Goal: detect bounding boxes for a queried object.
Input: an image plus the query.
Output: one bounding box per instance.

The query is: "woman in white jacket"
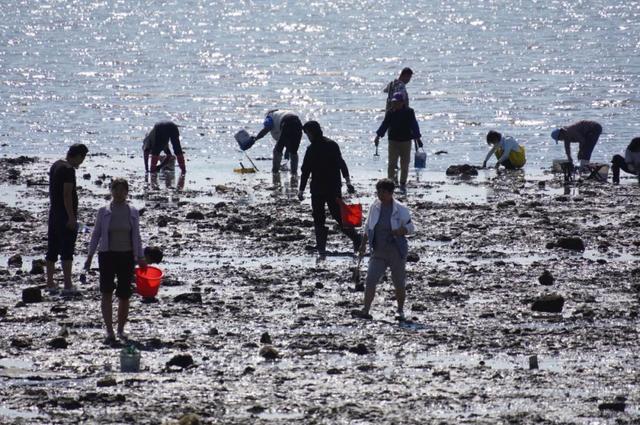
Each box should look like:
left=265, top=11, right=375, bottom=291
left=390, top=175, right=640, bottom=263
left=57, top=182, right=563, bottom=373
left=354, top=178, right=415, bottom=321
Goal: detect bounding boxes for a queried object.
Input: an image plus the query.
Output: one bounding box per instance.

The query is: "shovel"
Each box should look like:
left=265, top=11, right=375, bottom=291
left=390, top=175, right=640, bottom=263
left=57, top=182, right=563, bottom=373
left=352, top=254, right=364, bottom=291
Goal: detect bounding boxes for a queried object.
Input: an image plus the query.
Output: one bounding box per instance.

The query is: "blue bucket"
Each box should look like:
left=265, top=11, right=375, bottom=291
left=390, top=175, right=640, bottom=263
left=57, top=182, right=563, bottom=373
left=414, top=150, right=427, bottom=169
left=235, top=129, right=254, bottom=151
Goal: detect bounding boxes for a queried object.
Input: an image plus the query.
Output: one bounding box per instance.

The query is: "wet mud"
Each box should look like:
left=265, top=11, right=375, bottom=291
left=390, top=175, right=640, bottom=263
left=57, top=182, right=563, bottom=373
left=0, top=157, right=639, bottom=424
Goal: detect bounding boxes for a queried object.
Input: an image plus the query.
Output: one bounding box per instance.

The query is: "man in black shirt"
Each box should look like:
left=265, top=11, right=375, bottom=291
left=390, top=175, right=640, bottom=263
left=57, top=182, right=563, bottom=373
left=46, top=143, right=88, bottom=294
left=297, top=121, right=360, bottom=259
left=144, top=121, right=186, bottom=174
left=374, top=93, right=422, bottom=193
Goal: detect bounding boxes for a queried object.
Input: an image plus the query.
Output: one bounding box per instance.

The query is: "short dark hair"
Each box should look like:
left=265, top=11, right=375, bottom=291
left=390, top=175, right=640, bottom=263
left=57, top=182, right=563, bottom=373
left=486, top=130, right=501, bottom=144
left=67, top=143, right=88, bottom=158
left=302, top=121, right=323, bottom=138
left=110, top=177, right=129, bottom=192
left=629, top=137, right=640, bottom=152
left=400, top=67, right=413, bottom=76
left=376, top=178, right=395, bottom=193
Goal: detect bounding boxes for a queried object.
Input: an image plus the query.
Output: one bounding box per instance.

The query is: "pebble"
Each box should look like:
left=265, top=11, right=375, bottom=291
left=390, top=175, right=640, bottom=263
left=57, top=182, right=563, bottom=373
left=22, top=287, right=42, bottom=304
left=531, top=294, right=565, bottom=313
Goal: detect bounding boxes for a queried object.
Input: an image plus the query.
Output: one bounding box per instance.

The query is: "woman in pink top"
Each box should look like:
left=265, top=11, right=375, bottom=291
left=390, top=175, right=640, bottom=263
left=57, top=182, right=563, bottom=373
left=85, top=178, right=146, bottom=344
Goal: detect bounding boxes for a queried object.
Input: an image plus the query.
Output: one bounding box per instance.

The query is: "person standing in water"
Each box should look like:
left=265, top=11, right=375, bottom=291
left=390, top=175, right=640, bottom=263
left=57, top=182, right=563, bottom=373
left=374, top=93, right=422, bottom=194
left=383, top=67, right=413, bottom=111
left=85, top=178, right=146, bottom=344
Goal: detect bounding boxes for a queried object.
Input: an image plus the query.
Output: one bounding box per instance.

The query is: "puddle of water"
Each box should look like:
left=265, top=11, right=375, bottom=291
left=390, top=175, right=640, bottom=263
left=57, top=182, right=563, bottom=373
left=0, top=406, right=41, bottom=419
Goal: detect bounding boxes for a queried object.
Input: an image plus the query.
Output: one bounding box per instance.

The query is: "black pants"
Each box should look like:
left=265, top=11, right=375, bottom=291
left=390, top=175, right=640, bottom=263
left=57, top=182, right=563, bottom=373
left=312, top=193, right=342, bottom=229
left=151, top=122, right=183, bottom=156
left=577, top=124, right=602, bottom=161
left=45, top=213, right=78, bottom=262
left=98, top=251, right=135, bottom=299
left=274, top=116, right=302, bottom=156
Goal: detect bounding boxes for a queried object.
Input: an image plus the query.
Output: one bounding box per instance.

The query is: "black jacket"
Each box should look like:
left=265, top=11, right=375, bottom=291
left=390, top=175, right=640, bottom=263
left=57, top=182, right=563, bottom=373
left=376, top=107, right=421, bottom=142
left=299, top=137, right=349, bottom=197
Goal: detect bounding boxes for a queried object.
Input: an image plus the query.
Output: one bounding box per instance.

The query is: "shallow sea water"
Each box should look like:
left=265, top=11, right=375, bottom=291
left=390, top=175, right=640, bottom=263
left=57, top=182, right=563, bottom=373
left=1, top=0, right=639, bottom=175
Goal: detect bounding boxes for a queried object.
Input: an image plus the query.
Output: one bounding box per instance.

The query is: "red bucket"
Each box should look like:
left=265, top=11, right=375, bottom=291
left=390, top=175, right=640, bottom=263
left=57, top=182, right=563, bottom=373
left=135, top=266, right=163, bottom=297
left=337, top=198, right=363, bottom=228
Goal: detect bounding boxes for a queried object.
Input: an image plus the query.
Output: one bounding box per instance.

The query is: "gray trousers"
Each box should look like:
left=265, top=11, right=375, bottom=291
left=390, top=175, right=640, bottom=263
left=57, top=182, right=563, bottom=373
left=365, top=247, right=406, bottom=290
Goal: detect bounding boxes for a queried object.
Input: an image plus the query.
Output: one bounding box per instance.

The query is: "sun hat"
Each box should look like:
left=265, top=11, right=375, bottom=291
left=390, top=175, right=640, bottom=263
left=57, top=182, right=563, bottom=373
left=551, top=128, right=562, bottom=143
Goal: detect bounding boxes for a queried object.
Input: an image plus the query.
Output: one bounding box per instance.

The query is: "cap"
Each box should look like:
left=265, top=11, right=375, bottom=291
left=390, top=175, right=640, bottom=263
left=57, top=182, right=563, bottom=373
left=391, top=92, right=404, bottom=102
left=551, top=128, right=562, bottom=143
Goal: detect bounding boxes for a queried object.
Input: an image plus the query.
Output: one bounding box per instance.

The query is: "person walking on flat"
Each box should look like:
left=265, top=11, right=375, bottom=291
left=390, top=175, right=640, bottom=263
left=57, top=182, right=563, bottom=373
left=297, top=121, right=359, bottom=260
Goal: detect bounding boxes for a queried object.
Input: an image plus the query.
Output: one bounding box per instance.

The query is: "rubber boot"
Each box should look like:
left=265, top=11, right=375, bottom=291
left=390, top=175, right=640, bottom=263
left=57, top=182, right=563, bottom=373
left=611, top=165, right=620, bottom=184
left=176, top=154, right=186, bottom=174
left=315, top=226, right=328, bottom=256
left=289, top=152, right=299, bottom=176
left=342, top=227, right=362, bottom=253
left=150, top=155, right=161, bottom=173
left=272, top=150, right=283, bottom=173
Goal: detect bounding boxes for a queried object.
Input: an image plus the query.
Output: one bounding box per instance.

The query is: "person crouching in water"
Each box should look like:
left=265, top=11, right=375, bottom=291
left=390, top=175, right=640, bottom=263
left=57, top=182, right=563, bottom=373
left=353, top=178, right=415, bottom=321
left=611, top=137, right=640, bottom=184
left=85, top=178, right=146, bottom=344
left=297, top=121, right=360, bottom=260
left=482, top=130, right=526, bottom=170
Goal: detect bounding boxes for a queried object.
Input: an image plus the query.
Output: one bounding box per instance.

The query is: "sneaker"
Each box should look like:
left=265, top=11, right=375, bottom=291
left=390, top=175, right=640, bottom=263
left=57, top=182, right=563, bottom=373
left=351, top=309, right=372, bottom=320
left=396, top=310, right=406, bottom=322
left=398, top=184, right=407, bottom=194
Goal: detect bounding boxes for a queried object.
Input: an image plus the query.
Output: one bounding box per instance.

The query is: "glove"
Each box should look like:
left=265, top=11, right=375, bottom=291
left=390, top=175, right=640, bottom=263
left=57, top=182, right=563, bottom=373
left=297, top=191, right=304, bottom=201
left=347, top=183, right=355, bottom=194
left=417, top=140, right=423, bottom=148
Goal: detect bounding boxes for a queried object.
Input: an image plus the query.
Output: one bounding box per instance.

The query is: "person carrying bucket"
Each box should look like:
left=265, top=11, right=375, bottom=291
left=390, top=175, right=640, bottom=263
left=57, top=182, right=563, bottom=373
left=482, top=130, right=526, bottom=170
left=297, top=121, right=360, bottom=260
left=85, top=178, right=146, bottom=344
left=143, top=121, right=186, bottom=174
left=352, top=178, right=415, bottom=321
left=374, top=92, right=422, bottom=194
left=244, top=109, right=303, bottom=175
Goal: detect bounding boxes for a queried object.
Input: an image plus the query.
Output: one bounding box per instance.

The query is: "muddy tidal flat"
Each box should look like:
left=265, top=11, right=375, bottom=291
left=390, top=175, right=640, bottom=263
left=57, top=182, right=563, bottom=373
left=0, top=156, right=639, bottom=424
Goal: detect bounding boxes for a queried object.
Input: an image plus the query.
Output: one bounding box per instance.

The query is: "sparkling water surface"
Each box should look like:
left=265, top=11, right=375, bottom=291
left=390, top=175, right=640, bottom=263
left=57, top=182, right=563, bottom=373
left=1, top=0, right=639, bottom=175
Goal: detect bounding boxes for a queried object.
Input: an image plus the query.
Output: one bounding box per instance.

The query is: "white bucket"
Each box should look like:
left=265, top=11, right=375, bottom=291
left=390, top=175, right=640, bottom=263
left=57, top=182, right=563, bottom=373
left=120, top=351, right=141, bottom=373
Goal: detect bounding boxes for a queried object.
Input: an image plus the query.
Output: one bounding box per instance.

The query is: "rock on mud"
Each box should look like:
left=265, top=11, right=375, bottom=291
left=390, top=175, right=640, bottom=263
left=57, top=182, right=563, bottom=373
left=446, top=164, right=478, bottom=177
left=349, top=343, right=370, bottom=355
left=549, top=237, right=585, bottom=252
left=22, top=287, right=42, bottom=303
left=178, top=414, right=202, bottom=425
left=538, top=270, right=555, bottom=286
left=8, top=254, right=22, bottom=268
left=48, top=337, right=69, bottom=349
left=260, top=332, right=272, bottom=344
left=186, top=211, right=205, bottom=220
left=174, top=293, right=202, bottom=304
left=166, top=354, right=194, bottom=369
left=30, top=259, right=46, bottom=274
left=97, top=376, right=117, bottom=387
left=259, top=345, right=280, bottom=360
left=531, top=294, right=565, bottom=313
